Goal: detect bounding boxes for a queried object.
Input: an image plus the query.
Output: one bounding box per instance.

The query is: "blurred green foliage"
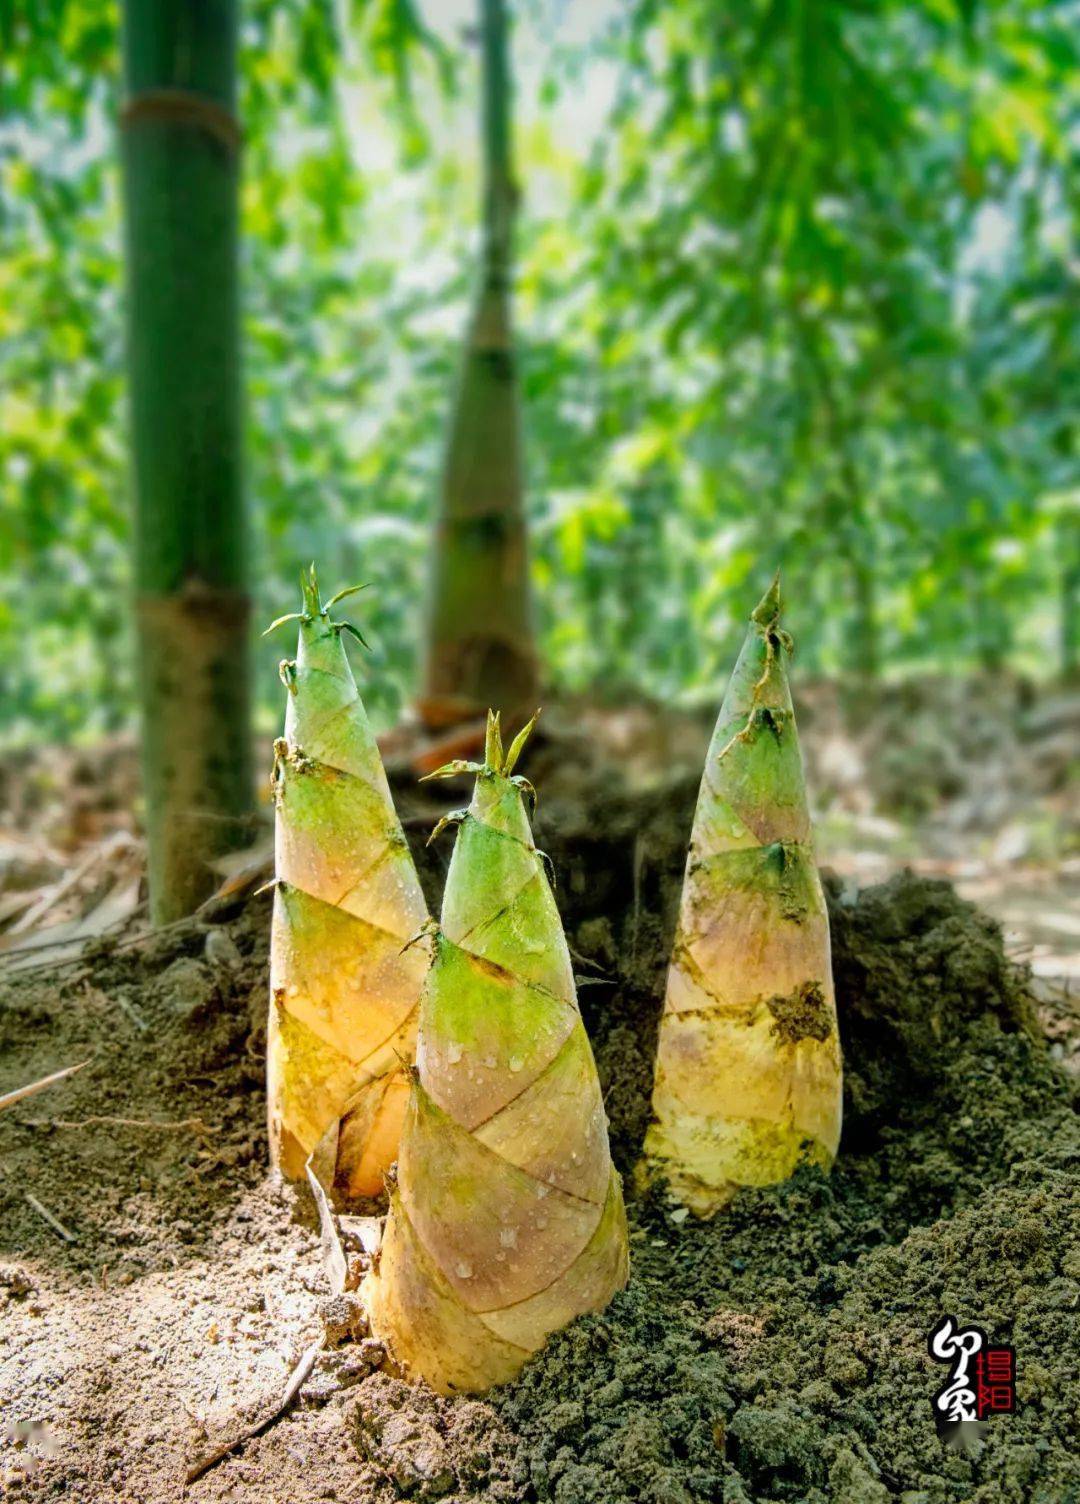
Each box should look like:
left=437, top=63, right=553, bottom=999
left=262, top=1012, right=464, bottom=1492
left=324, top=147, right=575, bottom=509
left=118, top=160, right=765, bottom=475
left=1, top=0, right=1077, bottom=745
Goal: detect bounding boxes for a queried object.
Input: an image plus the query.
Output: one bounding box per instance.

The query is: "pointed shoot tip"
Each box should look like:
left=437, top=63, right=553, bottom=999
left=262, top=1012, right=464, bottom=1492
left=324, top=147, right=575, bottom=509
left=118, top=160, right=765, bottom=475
left=299, top=563, right=323, bottom=618
left=751, top=570, right=782, bottom=627
left=503, top=707, right=541, bottom=776
left=484, top=709, right=504, bottom=773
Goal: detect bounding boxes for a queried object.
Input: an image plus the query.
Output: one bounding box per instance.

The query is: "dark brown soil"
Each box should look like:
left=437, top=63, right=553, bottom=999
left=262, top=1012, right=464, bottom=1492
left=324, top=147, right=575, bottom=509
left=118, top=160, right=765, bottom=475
left=1, top=746, right=1077, bottom=1503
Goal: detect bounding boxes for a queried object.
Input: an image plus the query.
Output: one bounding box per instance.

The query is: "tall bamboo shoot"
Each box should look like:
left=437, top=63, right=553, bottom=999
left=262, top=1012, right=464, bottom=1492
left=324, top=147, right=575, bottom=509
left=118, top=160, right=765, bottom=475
left=639, top=577, right=842, bottom=1216
left=266, top=568, right=429, bottom=1196
left=365, top=713, right=628, bottom=1394
left=420, top=0, right=537, bottom=725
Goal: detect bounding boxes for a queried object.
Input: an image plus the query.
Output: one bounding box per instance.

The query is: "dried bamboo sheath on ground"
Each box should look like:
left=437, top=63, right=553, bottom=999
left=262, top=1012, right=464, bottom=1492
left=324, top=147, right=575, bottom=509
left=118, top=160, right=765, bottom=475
left=266, top=568, right=429, bottom=1195
left=640, top=577, right=843, bottom=1216
left=365, top=713, right=629, bottom=1394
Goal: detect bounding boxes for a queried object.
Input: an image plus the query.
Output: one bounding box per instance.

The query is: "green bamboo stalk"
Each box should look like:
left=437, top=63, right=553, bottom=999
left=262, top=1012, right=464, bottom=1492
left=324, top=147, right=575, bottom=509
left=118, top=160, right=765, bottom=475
left=120, top=0, right=253, bottom=922
left=420, top=0, right=538, bottom=727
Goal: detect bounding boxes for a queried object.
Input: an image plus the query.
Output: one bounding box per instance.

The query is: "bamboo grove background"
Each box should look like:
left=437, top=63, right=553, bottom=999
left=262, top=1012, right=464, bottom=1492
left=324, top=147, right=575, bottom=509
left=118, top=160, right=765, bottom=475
left=2, top=0, right=1078, bottom=747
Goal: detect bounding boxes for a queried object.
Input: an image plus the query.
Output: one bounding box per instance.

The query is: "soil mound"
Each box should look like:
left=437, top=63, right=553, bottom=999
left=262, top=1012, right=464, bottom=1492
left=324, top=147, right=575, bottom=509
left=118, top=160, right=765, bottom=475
left=1, top=762, right=1076, bottom=1503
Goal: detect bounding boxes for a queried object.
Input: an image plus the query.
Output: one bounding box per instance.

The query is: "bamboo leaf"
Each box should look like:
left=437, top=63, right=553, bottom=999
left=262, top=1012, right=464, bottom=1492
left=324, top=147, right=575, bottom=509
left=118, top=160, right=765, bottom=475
left=326, top=583, right=371, bottom=609
left=503, top=709, right=541, bottom=776
left=263, top=613, right=304, bottom=637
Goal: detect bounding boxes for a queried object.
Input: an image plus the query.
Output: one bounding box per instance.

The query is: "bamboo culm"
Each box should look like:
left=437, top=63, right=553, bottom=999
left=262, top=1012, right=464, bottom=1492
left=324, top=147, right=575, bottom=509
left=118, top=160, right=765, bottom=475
left=121, top=0, right=253, bottom=921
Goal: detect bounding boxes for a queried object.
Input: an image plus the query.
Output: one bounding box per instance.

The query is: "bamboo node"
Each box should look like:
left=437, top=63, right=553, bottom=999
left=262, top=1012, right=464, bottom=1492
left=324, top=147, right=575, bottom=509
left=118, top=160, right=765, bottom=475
left=121, top=89, right=242, bottom=155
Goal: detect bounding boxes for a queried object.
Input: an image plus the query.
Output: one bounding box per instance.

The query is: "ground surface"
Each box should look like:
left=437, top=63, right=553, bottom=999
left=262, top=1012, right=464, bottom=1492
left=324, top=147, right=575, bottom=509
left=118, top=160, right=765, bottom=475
left=1, top=700, right=1078, bottom=1503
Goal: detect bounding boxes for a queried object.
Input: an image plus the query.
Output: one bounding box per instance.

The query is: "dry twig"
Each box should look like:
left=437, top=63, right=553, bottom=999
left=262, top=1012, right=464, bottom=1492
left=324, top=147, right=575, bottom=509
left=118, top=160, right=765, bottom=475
left=24, top=1192, right=77, bottom=1243
left=184, top=1338, right=324, bottom=1486
left=24, top=1113, right=214, bottom=1136
left=0, top=1059, right=91, bottom=1114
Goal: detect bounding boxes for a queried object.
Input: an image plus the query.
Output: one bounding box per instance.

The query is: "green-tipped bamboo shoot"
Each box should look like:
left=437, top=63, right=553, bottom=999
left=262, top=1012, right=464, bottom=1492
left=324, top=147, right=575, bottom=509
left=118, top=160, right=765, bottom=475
left=639, top=576, right=842, bottom=1217
left=365, top=712, right=628, bottom=1394
left=266, top=567, right=430, bottom=1196
left=419, top=0, right=537, bottom=726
